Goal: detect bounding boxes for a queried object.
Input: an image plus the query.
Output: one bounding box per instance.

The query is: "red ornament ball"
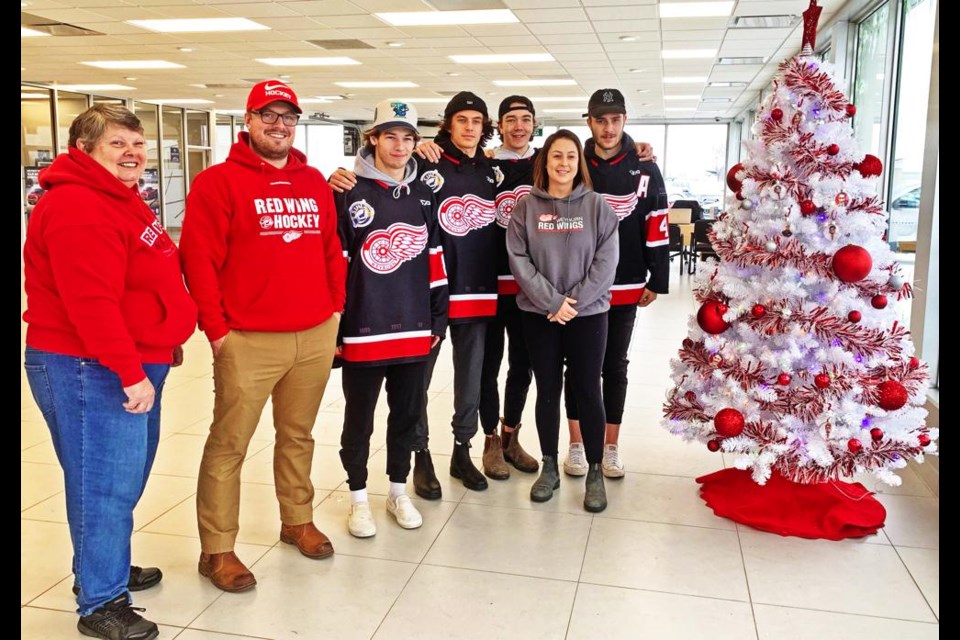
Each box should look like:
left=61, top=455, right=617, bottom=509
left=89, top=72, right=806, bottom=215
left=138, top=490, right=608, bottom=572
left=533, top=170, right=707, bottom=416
left=707, top=439, right=721, bottom=452
left=846, top=104, right=857, bottom=117
left=870, top=427, right=884, bottom=442
left=877, top=380, right=908, bottom=410
left=682, top=338, right=694, bottom=349
left=827, top=143, right=840, bottom=156
left=697, top=300, right=731, bottom=335
left=855, top=154, right=883, bottom=177
left=814, top=373, right=831, bottom=389
left=714, top=408, right=745, bottom=438
left=726, top=163, right=745, bottom=192
left=847, top=438, right=863, bottom=453
left=684, top=390, right=697, bottom=402
left=777, top=373, right=792, bottom=386
left=771, top=108, right=784, bottom=121
left=832, top=245, right=873, bottom=283
left=918, top=434, right=931, bottom=447
left=751, top=304, right=766, bottom=318
left=800, top=200, right=816, bottom=215
left=909, top=356, right=920, bottom=370
left=871, top=294, right=888, bottom=309
left=848, top=310, right=862, bottom=323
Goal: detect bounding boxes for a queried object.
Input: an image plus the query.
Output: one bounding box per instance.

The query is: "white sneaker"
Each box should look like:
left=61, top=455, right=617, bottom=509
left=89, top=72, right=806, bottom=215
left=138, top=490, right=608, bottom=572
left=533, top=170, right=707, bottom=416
left=601, top=444, right=625, bottom=478
left=563, top=443, right=588, bottom=477
left=348, top=502, right=377, bottom=538
left=386, top=494, right=423, bottom=530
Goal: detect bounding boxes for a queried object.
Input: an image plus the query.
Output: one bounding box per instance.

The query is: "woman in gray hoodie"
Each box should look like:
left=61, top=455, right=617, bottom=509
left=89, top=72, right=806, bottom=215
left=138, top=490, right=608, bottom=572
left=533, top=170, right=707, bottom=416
left=506, top=129, right=619, bottom=512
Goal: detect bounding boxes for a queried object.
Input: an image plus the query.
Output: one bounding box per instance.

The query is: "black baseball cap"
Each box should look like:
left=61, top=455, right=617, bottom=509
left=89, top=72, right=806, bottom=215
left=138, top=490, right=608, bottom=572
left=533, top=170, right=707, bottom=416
left=498, top=95, right=535, bottom=119
left=583, top=88, right=627, bottom=118
left=444, top=91, right=488, bottom=119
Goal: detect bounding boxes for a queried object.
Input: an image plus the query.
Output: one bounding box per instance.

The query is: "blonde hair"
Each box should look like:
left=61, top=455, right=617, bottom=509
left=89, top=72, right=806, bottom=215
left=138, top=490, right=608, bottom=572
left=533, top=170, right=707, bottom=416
left=69, top=104, right=143, bottom=152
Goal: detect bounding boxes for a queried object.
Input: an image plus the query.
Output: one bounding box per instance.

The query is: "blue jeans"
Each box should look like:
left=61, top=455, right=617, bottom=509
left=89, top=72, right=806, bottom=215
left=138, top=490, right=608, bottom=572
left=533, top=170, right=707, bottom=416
left=23, top=347, right=169, bottom=615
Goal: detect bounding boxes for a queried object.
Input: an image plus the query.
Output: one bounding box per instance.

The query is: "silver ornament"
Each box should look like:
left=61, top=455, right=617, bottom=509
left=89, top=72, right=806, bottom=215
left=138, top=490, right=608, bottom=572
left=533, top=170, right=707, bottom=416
left=889, top=274, right=905, bottom=288
left=742, top=199, right=755, bottom=210
left=765, top=241, right=778, bottom=252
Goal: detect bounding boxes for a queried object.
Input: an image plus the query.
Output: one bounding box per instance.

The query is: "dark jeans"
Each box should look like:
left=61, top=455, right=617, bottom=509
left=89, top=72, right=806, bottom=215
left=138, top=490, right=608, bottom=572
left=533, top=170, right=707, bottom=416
left=479, top=297, right=532, bottom=433
left=23, top=347, right=170, bottom=615
left=565, top=305, right=637, bottom=425
left=415, top=321, right=487, bottom=447
left=340, top=362, right=426, bottom=490
left=523, top=312, right=608, bottom=464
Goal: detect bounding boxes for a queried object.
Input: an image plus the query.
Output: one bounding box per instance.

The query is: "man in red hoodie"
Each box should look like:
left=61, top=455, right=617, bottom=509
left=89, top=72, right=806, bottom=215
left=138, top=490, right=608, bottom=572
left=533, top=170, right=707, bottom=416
left=180, top=80, right=347, bottom=592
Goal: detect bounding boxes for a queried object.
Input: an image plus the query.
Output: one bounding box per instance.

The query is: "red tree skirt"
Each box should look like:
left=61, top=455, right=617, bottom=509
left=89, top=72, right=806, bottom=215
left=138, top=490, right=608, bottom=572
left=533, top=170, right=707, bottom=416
left=696, top=468, right=886, bottom=540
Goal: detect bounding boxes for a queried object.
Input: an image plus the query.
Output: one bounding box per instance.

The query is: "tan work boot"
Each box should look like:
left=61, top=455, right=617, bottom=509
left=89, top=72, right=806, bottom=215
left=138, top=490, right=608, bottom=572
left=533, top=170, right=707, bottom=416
left=198, top=551, right=257, bottom=592
left=501, top=421, right=539, bottom=473
left=482, top=434, right=511, bottom=480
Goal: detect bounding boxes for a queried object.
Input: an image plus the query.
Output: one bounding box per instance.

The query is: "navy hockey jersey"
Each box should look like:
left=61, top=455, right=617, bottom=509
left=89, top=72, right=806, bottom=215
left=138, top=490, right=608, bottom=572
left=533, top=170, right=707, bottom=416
left=336, top=177, right=448, bottom=366
left=585, top=132, right=669, bottom=305
left=491, top=152, right=536, bottom=296
left=418, top=133, right=498, bottom=323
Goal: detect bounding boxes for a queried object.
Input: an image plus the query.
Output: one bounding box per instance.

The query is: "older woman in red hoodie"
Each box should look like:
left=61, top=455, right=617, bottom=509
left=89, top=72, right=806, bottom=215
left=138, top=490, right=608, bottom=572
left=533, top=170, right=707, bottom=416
left=22, top=104, right=197, bottom=640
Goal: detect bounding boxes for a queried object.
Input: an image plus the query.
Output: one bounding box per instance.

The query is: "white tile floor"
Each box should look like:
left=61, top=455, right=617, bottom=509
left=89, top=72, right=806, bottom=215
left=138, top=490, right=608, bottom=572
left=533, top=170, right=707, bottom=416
left=21, top=268, right=939, bottom=639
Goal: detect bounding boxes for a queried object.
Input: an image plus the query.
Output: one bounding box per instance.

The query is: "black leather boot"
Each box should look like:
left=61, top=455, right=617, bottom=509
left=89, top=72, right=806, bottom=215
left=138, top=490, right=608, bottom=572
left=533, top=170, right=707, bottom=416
left=413, top=450, right=442, bottom=500
left=449, top=440, right=488, bottom=491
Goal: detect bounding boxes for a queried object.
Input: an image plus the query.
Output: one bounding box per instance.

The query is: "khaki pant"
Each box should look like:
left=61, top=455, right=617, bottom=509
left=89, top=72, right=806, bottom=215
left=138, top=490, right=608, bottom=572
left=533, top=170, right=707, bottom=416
left=196, top=318, right=338, bottom=553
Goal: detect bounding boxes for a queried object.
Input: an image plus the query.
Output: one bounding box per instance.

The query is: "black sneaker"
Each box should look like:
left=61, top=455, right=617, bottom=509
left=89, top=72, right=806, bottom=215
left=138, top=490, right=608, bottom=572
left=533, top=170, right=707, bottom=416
left=74, top=566, right=163, bottom=596
left=77, top=594, right=159, bottom=640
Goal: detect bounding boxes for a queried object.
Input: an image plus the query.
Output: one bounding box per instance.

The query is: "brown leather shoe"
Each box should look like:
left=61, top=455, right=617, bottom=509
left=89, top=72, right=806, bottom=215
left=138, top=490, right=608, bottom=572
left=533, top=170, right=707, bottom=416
left=482, top=434, right=511, bottom=480
left=280, top=522, right=334, bottom=559
left=502, top=422, right=539, bottom=473
left=198, top=551, right=257, bottom=592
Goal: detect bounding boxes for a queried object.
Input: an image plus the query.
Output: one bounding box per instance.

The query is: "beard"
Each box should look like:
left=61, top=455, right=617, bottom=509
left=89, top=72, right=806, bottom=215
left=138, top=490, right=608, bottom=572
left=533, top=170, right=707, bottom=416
left=248, top=130, right=291, bottom=161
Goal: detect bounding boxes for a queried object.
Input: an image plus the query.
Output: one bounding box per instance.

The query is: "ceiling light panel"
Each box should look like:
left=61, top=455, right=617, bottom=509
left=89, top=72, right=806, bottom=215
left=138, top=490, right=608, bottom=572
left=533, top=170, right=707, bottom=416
left=375, top=10, right=518, bottom=27
left=450, top=53, right=554, bottom=63
left=255, top=57, right=361, bottom=66
left=659, top=2, right=734, bottom=18
left=127, top=18, right=269, bottom=33
left=81, top=60, right=185, bottom=69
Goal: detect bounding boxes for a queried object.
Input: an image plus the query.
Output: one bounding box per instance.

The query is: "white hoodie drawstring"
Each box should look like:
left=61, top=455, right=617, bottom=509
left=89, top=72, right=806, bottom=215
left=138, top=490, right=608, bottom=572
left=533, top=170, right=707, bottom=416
left=392, top=183, right=410, bottom=200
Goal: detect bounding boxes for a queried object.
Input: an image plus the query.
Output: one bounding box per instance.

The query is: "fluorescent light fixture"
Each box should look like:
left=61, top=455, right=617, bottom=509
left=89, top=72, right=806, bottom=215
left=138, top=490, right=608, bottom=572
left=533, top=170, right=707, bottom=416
left=663, top=76, right=707, bottom=84
left=82, top=60, right=185, bottom=70
left=300, top=98, right=335, bottom=104
left=395, top=97, right=449, bottom=103
left=335, top=81, right=418, bottom=88
left=386, top=41, right=404, bottom=47
left=629, top=68, right=645, bottom=73
left=146, top=99, right=215, bottom=104
left=59, top=84, right=137, bottom=92
left=256, top=57, right=360, bottom=66
left=664, top=107, right=697, bottom=111
left=662, top=49, right=717, bottom=59
left=314, top=95, right=344, bottom=100
left=217, top=109, right=246, bottom=115
left=127, top=18, right=269, bottom=33
left=450, top=53, right=554, bottom=64
left=493, top=79, right=577, bottom=87
left=659, top=2, right=734, bottom=18
left=708, top=81, right=747, bottom=87
left=664, top=95, right=701, bottom=100
left=528, top=96, right=588, bottom=102
left=543, top=108, right=586, bottom=113
left=22, top=92, right=49, bottom=99
left=21, top=26, right=49, bottom=37
left=375, top=10, right=518, bottom=27
left=718, top=56, right=766, bottom=65
left=701, top=97, right=732, bottom=103
left=733, top=15, right=799, bottom=28
left=178, top=47, right=194, bottom=53
left=619, top=35, right=638, bottom=42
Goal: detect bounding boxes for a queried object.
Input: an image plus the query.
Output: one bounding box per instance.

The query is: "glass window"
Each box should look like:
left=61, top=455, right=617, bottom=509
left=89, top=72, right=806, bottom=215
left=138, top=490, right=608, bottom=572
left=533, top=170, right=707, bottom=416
left=186, top=110, right=212, bottom=188
left=663, top=124, right=727, bottom=218
left=161, top=106, right=186, bottom=233
left=56, top=91, right=89, bottom=155
left=852, top=2, right=890, bottom=157
left=134, top=102, right=161, bottom=220
left=303, top=124, right=349, bottom=177
left=215, top=114, right=235, bottom=164
left=22, top=86, right=54, bottom=218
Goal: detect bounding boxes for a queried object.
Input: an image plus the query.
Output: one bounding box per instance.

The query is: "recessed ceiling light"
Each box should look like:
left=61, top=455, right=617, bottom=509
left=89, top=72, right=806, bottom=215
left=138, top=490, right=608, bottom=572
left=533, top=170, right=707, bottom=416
left=279, top=75, right=292, bottom=79
left=314, top=95, right=344, bottom=100
left=450, top=53, right=554, bottom=64
left=256, top=57, right=360, bottom=66
left=178, top=47, right=194, bottom=52
left=663, top=76, right=707, bottom=84
left=146, top=99, right=215, bottom=104
left=629, top=68, right=645, bottom=73
left=447, top=72, right=461, bottom=76
left=335, top=81, right=418, bottom=88
left=664, top=95, right=701, bottom=100
left=708, top=81, right=747, bottom=88
left=619, top=35, right=638, bottom=42
left=493, top=79, right=577, bottom=87
left=22, top=92, right=49, bottom=100
left=82, top=60, right=185, bottom=70
left=124, top=76, right=138, bottom=81
left=127, top=18, right=269, bottom=33
left=732, top=14, right=799, bottom=28
left=189, top=83, right=207, bottom=89
left=701, top=97, right=732, bottom=103
left=718, top=56, right=767, bottom=65
left=662, top=49, right=717, bottom=59
left=375, top=10, right=518, bottom=27
left=21, top=26, right=49, bottom=37
left=386, top=41, right=404, bottom=47
left=635, top=89, right=650, bottom=93
left=214, top=94, right=225, bottom=98
left=659, top=2, right=734, bottom=18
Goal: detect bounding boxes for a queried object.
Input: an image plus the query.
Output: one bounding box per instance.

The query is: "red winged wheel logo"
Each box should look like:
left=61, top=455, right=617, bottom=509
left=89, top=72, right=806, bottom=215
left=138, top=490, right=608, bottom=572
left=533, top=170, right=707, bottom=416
left=361, top=222, right=428, bottom=274
left=601, top=192, right=638, bottom=220
left=495, top=185, right=532, bottom=229
left=438, top=194, right=497, bottom=236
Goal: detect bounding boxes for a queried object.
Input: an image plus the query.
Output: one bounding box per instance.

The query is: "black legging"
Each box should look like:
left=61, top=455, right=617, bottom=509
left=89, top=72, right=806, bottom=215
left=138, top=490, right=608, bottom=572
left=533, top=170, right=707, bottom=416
left=479, top=296, right=533, bottom=433
left=522, top=311, right=608, bottom=464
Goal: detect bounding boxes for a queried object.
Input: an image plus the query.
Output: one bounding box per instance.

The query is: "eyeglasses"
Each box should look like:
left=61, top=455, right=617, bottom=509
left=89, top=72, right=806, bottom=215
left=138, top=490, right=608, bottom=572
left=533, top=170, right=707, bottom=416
left=251, top=109, right=300, bottom=126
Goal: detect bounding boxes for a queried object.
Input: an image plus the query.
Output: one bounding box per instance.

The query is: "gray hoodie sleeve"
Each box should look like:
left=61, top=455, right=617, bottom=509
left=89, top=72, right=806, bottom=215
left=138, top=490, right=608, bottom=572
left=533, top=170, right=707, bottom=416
left=567, top=194, right=620, bottom=309
left=506, top=198, right=566, bottom=315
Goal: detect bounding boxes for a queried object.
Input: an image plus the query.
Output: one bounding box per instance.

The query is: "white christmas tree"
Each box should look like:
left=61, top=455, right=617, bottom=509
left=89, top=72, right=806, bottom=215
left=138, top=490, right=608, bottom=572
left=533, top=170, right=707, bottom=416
left=663, top=4, right=937, bottom=489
